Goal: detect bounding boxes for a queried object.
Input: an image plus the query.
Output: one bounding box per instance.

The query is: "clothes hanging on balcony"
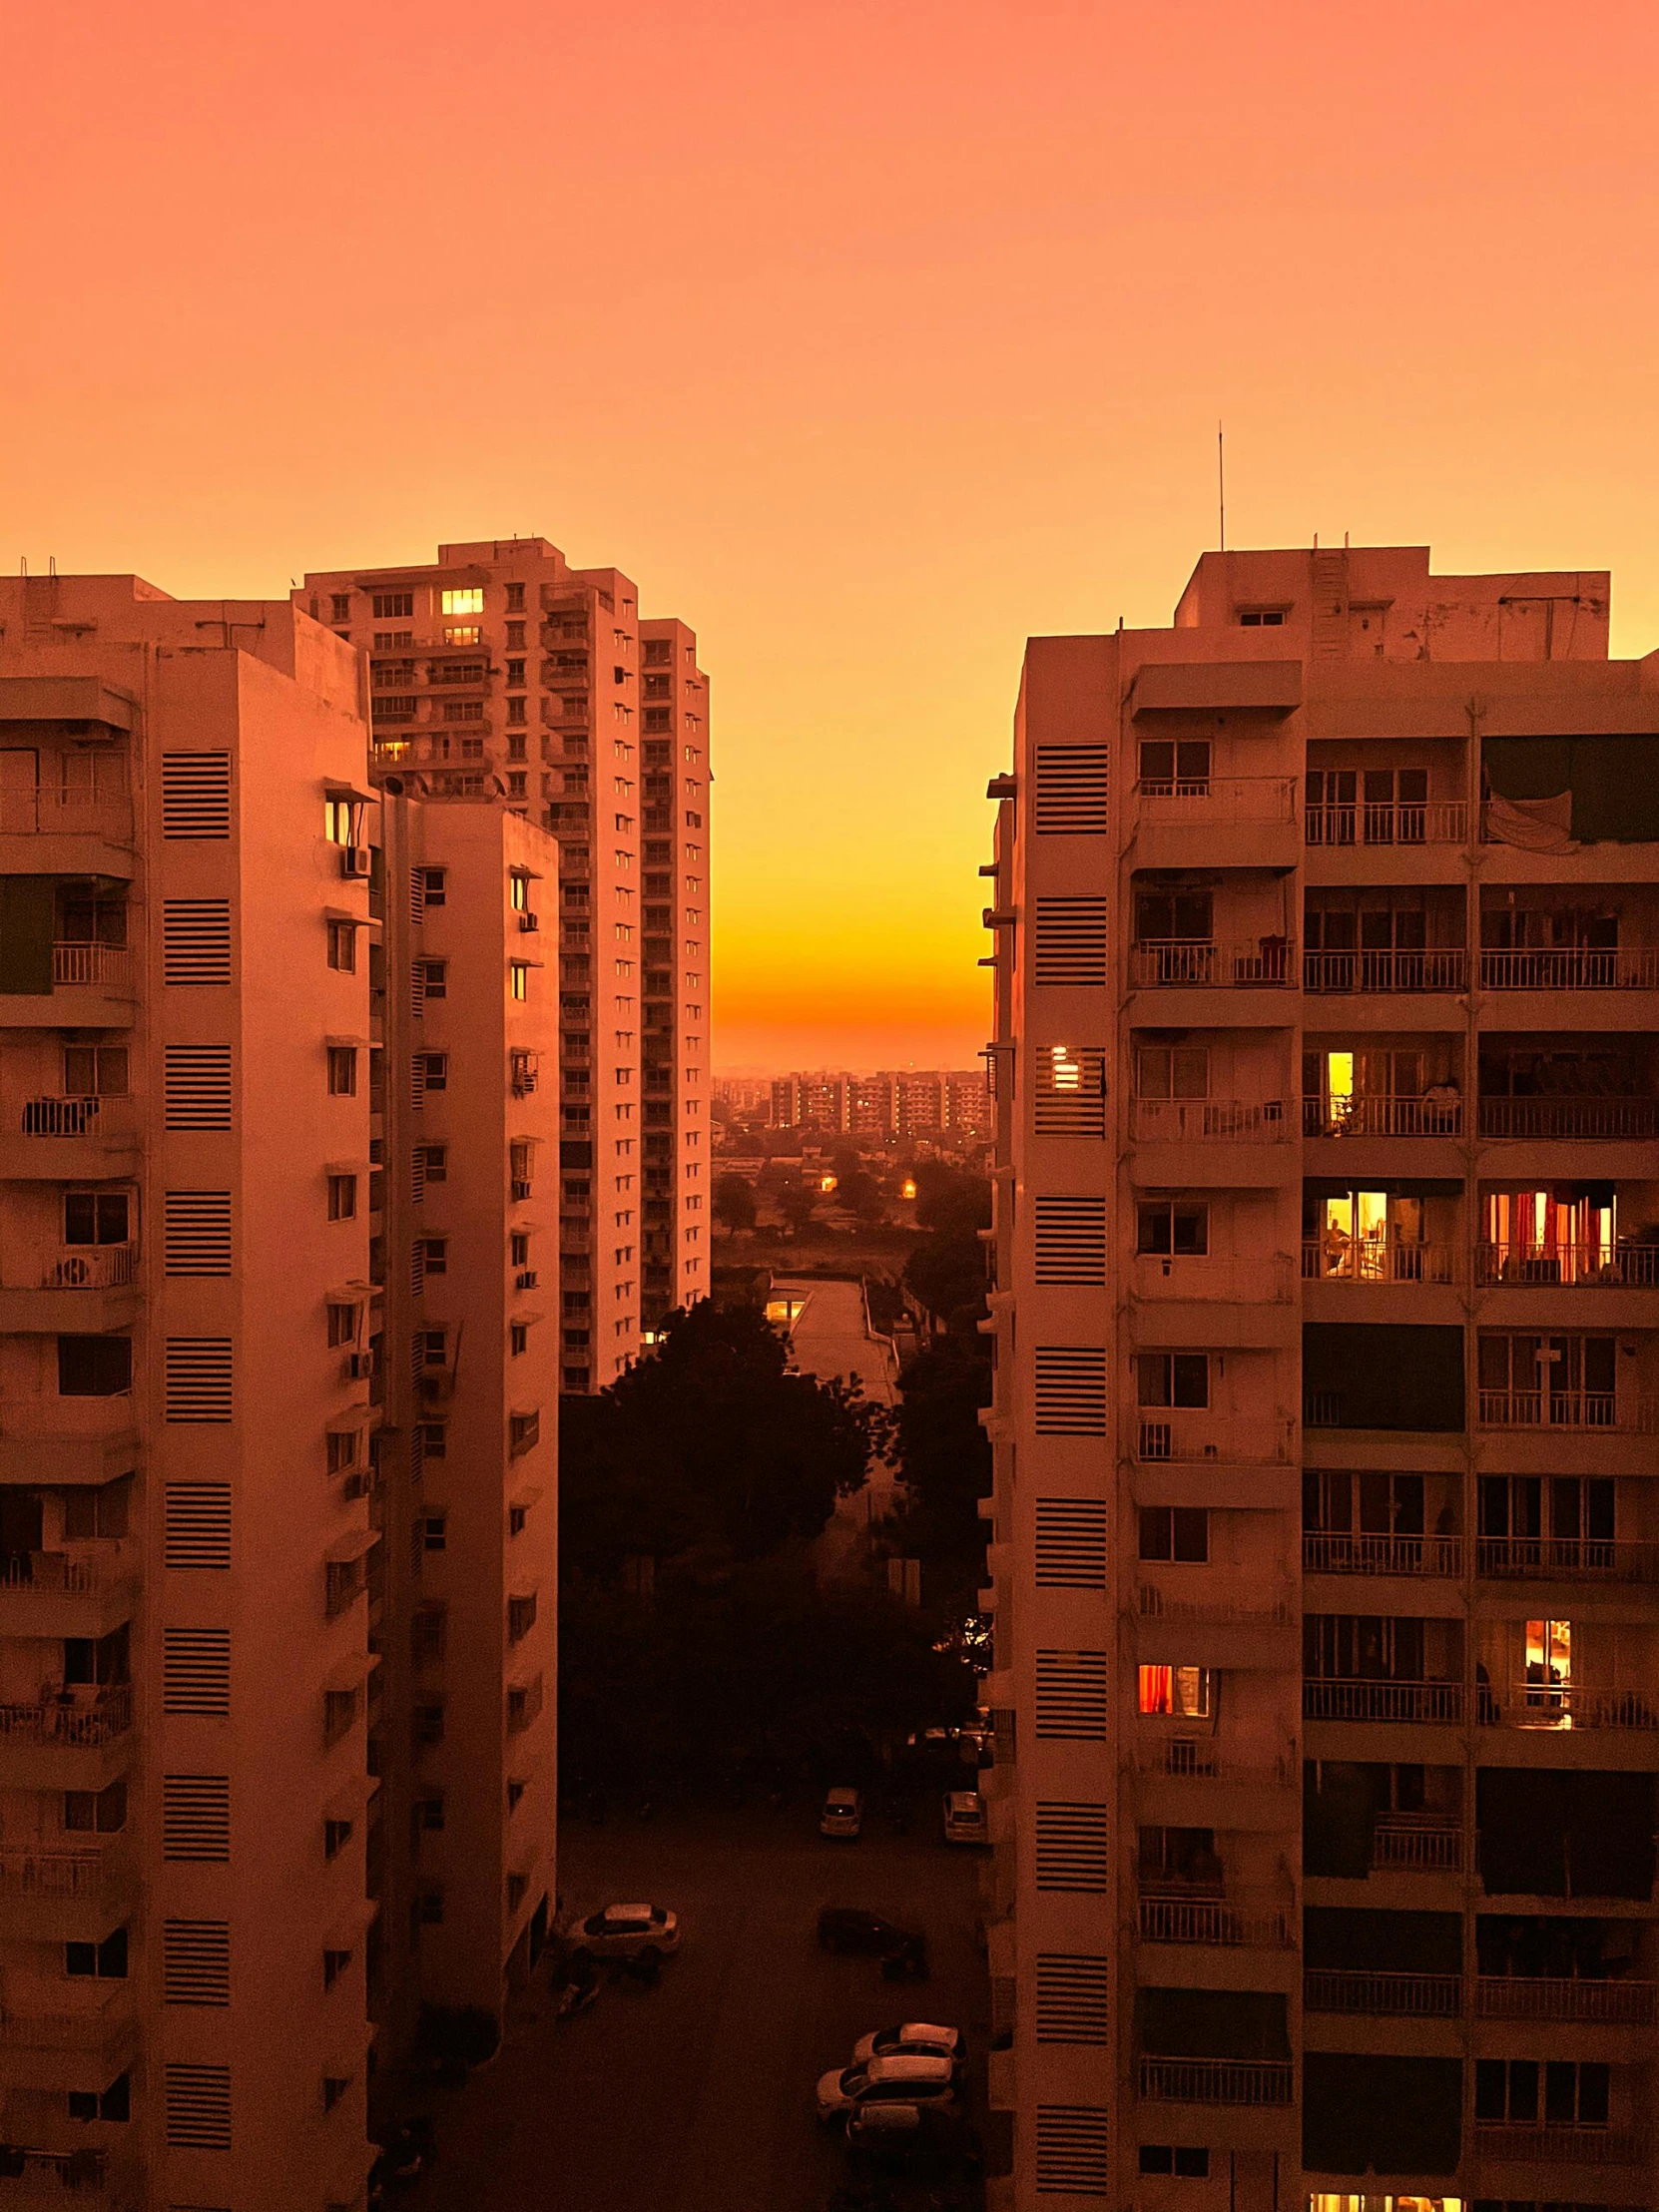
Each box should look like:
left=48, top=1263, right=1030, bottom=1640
left=1484, top=735, right=1659, bottom=845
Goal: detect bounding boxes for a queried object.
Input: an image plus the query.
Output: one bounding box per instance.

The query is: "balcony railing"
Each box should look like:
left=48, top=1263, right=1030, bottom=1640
left=1479, top=1096, right=1659, bottom=1141
left=50, top=944, right=130, bottom=991
left=1480, top=946, right=1659, bottom=992
left=1136, top=776, right=1298, bottom=828
left=1477, top=1535, right=1659, bottom=1583
left=1304, top=1678, right=1464, bottom=1724
left=1134, top=1412, right=1289, bottom=1465
left=34, top=1247, right=136, bottom=1292
left=17, top=1096, right=108, bottom=1139
left=1476, top=1975, right=1657, bottom=2025
left=1303, top=1531, right=1462, bottom=1578
left=0, top=2142, right=111, bottom=2191
left=0, top=781, right=130, bottom=835
left=0, top=1550, right=129, bottom=1597
left=0, top=1843, right=126, bottom=1902
left=1303, top=1968, right=1461, bottom=2016
left=1477, top=1390, right=1659, bottom=1433
left=1306, top=799, right=1467, bottom=847
left=1137, top=1740, right=1297, bottom=1789
left=1302, top=1239, right=1458, bottom=1286
left=1134, top=1254, right=1295, bottom=1304
left=1139, top=1896, right=1295, bottom=1947
left=1132, top=939, right=1295, bottom=989
left=1478, top=1241, right=1659, bottom=1288
left=1131, top=1097, right=1290, bottom=1143
left=1138, top=1584, right=1295, bottom=1628
left=0, top=1689, right=132, bottom=1748
left=1304, top=1093, right=1462, bottom=1138
left=1371, top=1812, right=1463, bottom=1872
left=1138, top=2057, right=1293, bottom=2107
left=1481, top=1682, right=1659, bottom=1733
left=0, top=1994, right=133, bottom=2048
left=1472, top=2122, right=1644, bottom=2167
left=1304, top=948, right=1467, bottom=995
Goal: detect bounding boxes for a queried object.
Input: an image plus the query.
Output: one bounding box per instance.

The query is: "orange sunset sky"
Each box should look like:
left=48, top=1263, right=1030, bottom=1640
left=3, top=1, right=1657, bottom=1070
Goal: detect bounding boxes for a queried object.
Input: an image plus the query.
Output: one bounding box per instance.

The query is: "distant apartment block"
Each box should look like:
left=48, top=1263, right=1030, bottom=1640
left=981, top=544, right=1659, bottom=2212
left=766, top=1067, right=991, bottom=1138
left=297, top=541, right=710, bottom=1382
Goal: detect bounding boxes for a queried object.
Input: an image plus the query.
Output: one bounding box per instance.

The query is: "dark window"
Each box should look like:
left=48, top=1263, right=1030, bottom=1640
left=327, top=1047, right=357, bottom=1096
left=1137, top=1353, right=1208, bottom=1408
left=327, top=1175, right=357, bottom=1221
left=1138, top=738, right=1211, bottom=789
left=58, top=1335, right=132, bottom=1396
left=63, top=1045, right=128, bottom=1096
left=1136, top=1202, right=1208, bottom=1257
left=66, top=1926, right=128, bottom=1979
left=1139, top=1506, right=1209, bottom=1563
left=326, top=921, right=356, bottom=972
left=64, top=1192, right=129, bottom=1246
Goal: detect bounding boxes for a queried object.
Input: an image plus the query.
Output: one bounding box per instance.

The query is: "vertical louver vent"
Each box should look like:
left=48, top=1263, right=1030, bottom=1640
left=411, top=1148, right=426, bottom=1205
left=164, top=1920, right=232, bottom=2006
left=1034, top=746, right=1109, bottom=834
left=162, top=1775, right=230, bottom=1862
left=164, top=1191, right=233, bottom=1276
left=1034, top=2105, right=1111, bottom=2194
left=1034, top=1197, right=1108, bottom=1284
left=166, top=1339, right=234, bottom=1422
left=161, top=752, right=232, bottom=839
left=164, top=1628, right=232, bottom=1716
left=1036, top=1954, right=1111, bottom=2044
left=164, top=1045, right=233, bottom=1131
left=1035, top=1650, right=1110, bottom=1739
left=1033, top=1348, right=1108, bottom=1435
left=410, top=873, right=426, bottom=925
left=1035, top=1498, right=1108, bottom=1588
left=165, top=1485, right=232, bottom=1569
left=411, top=965, right=426, bottom=1018
left=1033, top=898, right=1109, bottom=987
left=1034, top=1045, right=1108, bottom=1137
left=165, top=2062, right=233, bottom=2150
left=163, top=900, right=233, bottom=986
left=1035, top=1801, right=1110, bottom=1892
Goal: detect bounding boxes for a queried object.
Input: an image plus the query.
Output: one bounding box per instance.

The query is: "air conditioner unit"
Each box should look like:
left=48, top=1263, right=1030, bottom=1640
left=339, top=846, right=373, bottom=879
left=518, top=912, right=540, bottom=933
left=512, top=1071, right=538, bottom=1096
left=511, top=1180, right=532, bottom=1203
left=342, top=1468, right=372, bottom=1502
left=347, top=1351, right=375, bottom=1381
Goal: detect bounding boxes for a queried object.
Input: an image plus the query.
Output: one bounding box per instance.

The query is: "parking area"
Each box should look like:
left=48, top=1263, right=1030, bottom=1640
left=409, top=1800, right=989, bottom=2212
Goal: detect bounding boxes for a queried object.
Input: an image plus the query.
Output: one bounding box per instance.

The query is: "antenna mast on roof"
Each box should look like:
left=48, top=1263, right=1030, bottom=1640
left=1217, top=422, right=1226, bottom=552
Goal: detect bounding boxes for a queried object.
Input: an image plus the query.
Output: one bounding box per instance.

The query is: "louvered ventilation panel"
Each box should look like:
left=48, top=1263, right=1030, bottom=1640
left=165, top=1339, right=234, bottom=1422
left=1034, top=1045, right=1108, bottom=1137
left=161, top=752, right=232, bottom=839
left=1034, top=746, right=1109, bottom=834
left=164, top=1919, right=232, bottom=2006
left=1036, top=1953, right=1111, bottom=2044
left=164, top=1045, right=233, bottom=1131
left=1033, top=897, right=1109, bottom=988
left=162, top=1774, right=231, bottom=1863
left=164, top=1628, right=232, bottom=1717
left=1034, top=1801, right=1110, bottom=1892
left=1033, top=1197, right=1108, bottom=1285
left=1033, top=1348, right=1108, bottom=1436
left=164, top=1191, right=232, bottom=1277
left=1034, top=1650, right=1110, bottom=1740
left=165, top=1485, right=232, bottom=1570
left=165, top=2062, right=233, bottom=2150
left=163, top=900, right=233, bottom=987
left=1035, top=1498, right=1108, bottom=1589
left=1034, top=2104, right=1111, bottom=2194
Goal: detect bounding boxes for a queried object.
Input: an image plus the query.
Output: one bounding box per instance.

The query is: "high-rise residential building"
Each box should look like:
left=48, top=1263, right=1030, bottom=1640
left=296, top=540, right=710, bottom=1383
left=770, top=1072, right=848, bottom=1132
left=0, top=574, right=377, bottom=2211
left=981, top=545, right=1659, bottom=2212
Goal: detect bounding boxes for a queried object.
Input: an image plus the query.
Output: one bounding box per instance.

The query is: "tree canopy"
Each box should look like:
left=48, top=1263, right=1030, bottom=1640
left=713, top=1172, right=758, bottom=1234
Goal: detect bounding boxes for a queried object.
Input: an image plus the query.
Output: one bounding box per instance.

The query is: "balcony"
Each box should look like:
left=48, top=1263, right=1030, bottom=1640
left=1303, top=1678, right=1464, bottom=1724
left=1304, top=948, right=1467, bottom=995
left=0, top=1550, right=137, bottom=1638
left=0, top=2144, right=121, bottom=2199
left=1479, top=1097, right=1659, bottom=1141
left=1476, top=1536, right=1659, bottom=1585
left=1134, top=1412, right=1290, bottom=1466
left=1135, top=777, right=1298, bottom=831
left=1472, top=2122, right=1644, bottom=2167
left=0, top=1843, right=132, bottom=1939
left=1481, top=946, right=1659, bottom=992
left=1137, top=2057, right=1293, bottom=2107
left=1477, top=1389, right=1657, bottom=1433
left=1134, top=1255, right=1295, bottom=1305
left=1306, top=799, right=1467, bottom=848
left=0, top=948, right=133, bottom=1030
left=0, top=1990, right=138, bottom=2090
left=1139, top=1894, right=1295, bottom=1947
left=1302, top=1239, right=1459, bottom=1288
left=0, top=1249, right=139, bottom=1333
left=1480, top=1682, right=1658, bottom=1733
left=1138, top=1585, right=1295, bottom=1630
left=1136, top=1740, right=1297, bottom=1790
left=1304, top=1531, right=1462, bottom=1578
left=1478, top=1241, right=1659, bottom=1289
left=1371, top=1812, right=1463, bottom=1873
left=1476, top=1975, right=1657, bottom=2025
left=1131, top=1098, right=1291, bottom=1145
left=1303, top=1968, right=1461, bottom=2017
left=0, top=1689, right=131, bottom=1753
left=1131, top=938, right=1295, bottom=990
left=1304, top=1093, right=1462, bottom=1138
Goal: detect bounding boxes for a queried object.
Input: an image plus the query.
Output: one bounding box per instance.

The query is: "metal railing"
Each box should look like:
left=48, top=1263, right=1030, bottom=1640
left=1138, top=1741, right=1297, bottom=1788
left=1138, top=1584, right=1295, bottom=1628
left=0, top=1688, right=132, bottom=1747
left=1135, top=1412, right=1289, bottom=1465
left=1138, top=2057, right=1293, bottom=2107
left=1477, top=1389, right=1659, bottom=1432
left=0, top=1995, right=133, bottom=2048
left=1478, top=1241, right=1659, bottom=1288
left=50, top=944, right=130, bottom=990
left=1304, top=948, right=1467, bottom=994
left=1131, top=1098, right=1290, bottom=1143
left=1479, top=1096, right=1659, bottom=1141
left=0, top=2142, right=111, bottom=2190
left=0, top=1844, right=126, bottom=1901
left=1305, top=799, right=1467, bottom=847
left=1135, top=1253, right=1295, bottom=1304
left=1480, top=946, right=1659, bottom=992
left=1303, top=1531, right=1462, bottom=1578
left=1304, top=1968, right=1461, bottom=2016
left=1477, top=1535, right=1659, bottom=1583
left=1303, top=1093, right=1462, bottom=1138
left=0, top=1550, right=128, bottom=1596
left=1302, top=1239, right=1458, bottom=1286
left=1135, top=776, right=1298, bottom=827
left=1472, top=2122, right=1643, bottom=2166
left=1483, top=1683, right=1659, bottom=1733
left=1476, top=1975, right=1657, bottom=2025
left=1139, top=1896, right=1294, bottom=1948
left=1132, top=939, right=1295, bottom=988
left=37, top=1247, right=136, bottom=1292
left=17, top=1096, right=106, bottom=1138
left=1372, top=1813, right=1463, bottom=1872
left=1303, top=1678, right=1464, bottom=1724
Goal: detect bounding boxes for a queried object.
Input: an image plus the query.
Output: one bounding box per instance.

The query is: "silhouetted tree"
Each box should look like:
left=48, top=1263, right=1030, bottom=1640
left=903, top=1168, right=991, bottom=1329
left=776, top=1179, right=821, bottom=1240
left=713, top=1173, right=758, bottom=1235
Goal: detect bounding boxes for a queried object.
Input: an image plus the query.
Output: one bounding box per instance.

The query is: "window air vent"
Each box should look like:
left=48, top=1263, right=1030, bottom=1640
left=1033, top=1347, right=1108, bottom=1435
left=1034, top=745, right=1109, bottom=834
left=1034, top=1197, right=1108, bottom=1285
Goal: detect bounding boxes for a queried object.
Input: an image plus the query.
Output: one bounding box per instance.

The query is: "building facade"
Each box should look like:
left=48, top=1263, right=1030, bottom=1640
left=982, top=545, right=1659, bottom=2212
left=296, top=541, right=710, bottom=1383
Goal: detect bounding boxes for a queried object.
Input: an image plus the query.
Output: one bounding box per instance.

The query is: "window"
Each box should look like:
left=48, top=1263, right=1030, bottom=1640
left=507, top=1778, right=527, bottom=1811
left=510, top=872, right=531, bottom=911
left=322, top=2072, right=352, bottom=2112
left=326, top=921, right=356, bottom=972
left=420, top=960, right=447, bottom=1001
left=65, top=1779, right=127, bottom=1834
left=69, top=2072, right=129, bottom=2124
left=422, top=1514, right=447, bottom=1552
left=422, top=866, right=447, bottom=907
left=67, top=1926, right=128, bottom=1979
left=327, top=1047, right=357, bottom=1097
left=422, top=1143, right=448, bottom=1182
left=326, top=1430, right=358, bottom=1475
left=58, top=1335, right=132, bottom=1397
left=505, top=582, right=525, bottom=612
left=327, top=1175, right=357, bottom=1222
left=324, top=1816, right=352, bottom=1860
left=416, top=1422, right=447, bottom=1461
left=1137, top=1353, right=1209, bottom=1408
left=420, top=1053, right=448, bottom=1091
left=1475, top=2057, right=1608, bottom=2127
left=1140, top=2148, right=1210, bottom=2178
left=1136, top=1201, right=1208, bottom=1257
left=1138, top=738, right=1211, bottom=794
left=373, top=592, right=414, bottom=620
left=506, top=620, right=526, bottom=650
left=421, top=1239, right=447, bottom=1276
left=1237, top=606, right=1288, bottom=626
left=323, top=1946, right=352, bottom=1989
left=323, top=798, right=360, bottom=846
left=510, top=1323, right=528, bottom=1357
left=510, top=962, right=529, bottom=1000
left=330, top=593, right=351, bottom=622
left=441, top=587, right=483, bottom=616
left=1137, top=1665, right=1215, bottom=1717
left=510, top=1231, right=530, bottom=1265
left=444, top=625, right=481, bottom=646
left=65, top=1191, right=129, bottom=1246
left=1139, top=1506, right=1209, bottom=1563
left=444, top=700, right=485, bottom=724
left=326, top=1303, right=356, bottom=1350
left=63, top=1044, right=128, bottom=1097
left=373, top=630, right=412, bottom=650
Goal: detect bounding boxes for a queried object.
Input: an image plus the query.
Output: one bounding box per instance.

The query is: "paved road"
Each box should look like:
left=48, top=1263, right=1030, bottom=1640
left=412, top=1803, right=988, bottom=2212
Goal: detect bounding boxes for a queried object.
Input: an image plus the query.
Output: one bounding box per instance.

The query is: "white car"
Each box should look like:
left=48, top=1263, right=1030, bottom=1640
left=942, top=1790, right=987, bottom=1845
left=851, top=2021, right=965, bottom=2069
left=569, top=1903, right=680, bottom=1960
left=818, top=2050, right=959, bottom=2124
left=820, top=1787, right=863, bottom=1838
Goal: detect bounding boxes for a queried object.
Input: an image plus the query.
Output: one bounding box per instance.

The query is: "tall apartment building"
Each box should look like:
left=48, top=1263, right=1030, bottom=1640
left=0, top=575, right=377, bottom=2211
left=981, top=544, right=1659, bottom=2212
left=296, top=540, right=710, bottom=1382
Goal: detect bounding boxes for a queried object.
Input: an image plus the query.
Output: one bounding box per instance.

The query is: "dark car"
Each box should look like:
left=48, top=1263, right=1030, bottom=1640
left=846, top=2100, right=982, bottom=2177
left=817, top=1907, right=923, bottom=1956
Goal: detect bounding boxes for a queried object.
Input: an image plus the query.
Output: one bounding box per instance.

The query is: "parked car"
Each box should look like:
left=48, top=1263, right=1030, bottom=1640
left=851, top=2020, right=965, bottom=2069
left=942, top=1789, right=987, bottom=1845
left=568, top=1903, right=680, bottom=1961
left=817, top=1907, right=920, bottom=1956
left=820, top=1786, right=863, bottom=1839
left=818, top=2050, right=959, bottom=2124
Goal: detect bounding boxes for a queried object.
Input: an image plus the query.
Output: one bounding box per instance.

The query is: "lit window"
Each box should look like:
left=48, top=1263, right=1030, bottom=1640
left=323, top=799, right=360, bottom=846
left=444, top=625, right=481, bottom=647
left=441, top=587, right=484, bottom=616
left=510, top=963, right=529, bottom=1001
left=1137, top=1665, right=1214, bottom=1717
